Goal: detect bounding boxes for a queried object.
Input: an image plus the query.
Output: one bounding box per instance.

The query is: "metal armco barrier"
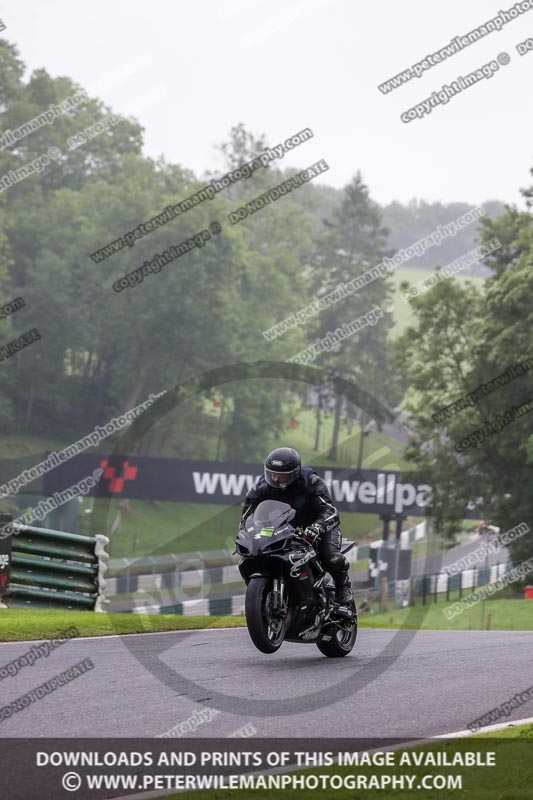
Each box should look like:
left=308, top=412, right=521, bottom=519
left=130, top=587, right=373, bottom=617
left=1, top=514, right=109, bottom=611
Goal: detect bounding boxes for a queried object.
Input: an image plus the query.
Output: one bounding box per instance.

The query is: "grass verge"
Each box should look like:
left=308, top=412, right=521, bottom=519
left=358, top=597, right=533, bottom=631
left=0, top=609, right=245, bottom=642
left=1, top=597, right=531, bottom=643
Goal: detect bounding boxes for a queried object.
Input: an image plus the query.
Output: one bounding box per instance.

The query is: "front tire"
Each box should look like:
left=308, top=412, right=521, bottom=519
left=245, top=576, right=286, bottom=654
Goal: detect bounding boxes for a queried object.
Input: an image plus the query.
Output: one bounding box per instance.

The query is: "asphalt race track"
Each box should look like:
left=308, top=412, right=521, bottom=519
left=0, top=627, right=531, bottom=738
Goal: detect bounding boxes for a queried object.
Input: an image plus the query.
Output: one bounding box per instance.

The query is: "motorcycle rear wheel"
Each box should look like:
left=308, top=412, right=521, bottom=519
left=245, top=576, right=287, bottom=654
left=316, top=604, right=358, bottom=657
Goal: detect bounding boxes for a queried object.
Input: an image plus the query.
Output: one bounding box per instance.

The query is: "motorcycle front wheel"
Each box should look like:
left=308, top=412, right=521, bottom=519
left=245, top=576, right=287, bottom=654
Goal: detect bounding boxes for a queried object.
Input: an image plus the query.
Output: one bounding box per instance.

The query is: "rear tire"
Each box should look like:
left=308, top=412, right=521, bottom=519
left=316, top=603, right=358, bottom=657
left=245, top=576, right=286, bottom=654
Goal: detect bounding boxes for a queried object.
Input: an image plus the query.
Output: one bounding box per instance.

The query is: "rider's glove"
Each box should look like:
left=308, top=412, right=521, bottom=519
left=303, top=523, right=323, bottom=544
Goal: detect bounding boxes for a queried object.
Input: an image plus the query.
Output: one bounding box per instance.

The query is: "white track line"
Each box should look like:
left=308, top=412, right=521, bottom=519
left=0, top=626, right=247, bottom=646
left=3, top=625, right=531, bottom=646
left=434, top=714, right=533, bottom=738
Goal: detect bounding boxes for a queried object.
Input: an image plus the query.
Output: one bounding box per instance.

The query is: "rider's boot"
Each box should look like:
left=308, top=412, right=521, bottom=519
left=335, top=572, right=353, bottom=605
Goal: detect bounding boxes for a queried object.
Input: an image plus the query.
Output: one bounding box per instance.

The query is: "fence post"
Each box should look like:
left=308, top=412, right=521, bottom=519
left=0, top=514, right=13, bottom=603
left=446, top=573, right=450, bottom=602
left=379, top=577, right=388, bottom=613
left=410, top=577, right=416, bottom=607
left=422, top=575, right=427, bottom=606
left=433, top=574, right=438, bottom=603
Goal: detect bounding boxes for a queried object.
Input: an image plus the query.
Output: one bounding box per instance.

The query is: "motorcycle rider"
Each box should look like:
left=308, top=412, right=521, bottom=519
left=240, top=447, right=353, bottom=604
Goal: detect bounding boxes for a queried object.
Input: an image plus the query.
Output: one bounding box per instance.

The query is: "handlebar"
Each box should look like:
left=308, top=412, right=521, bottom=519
left=293, top=529, right=315, bottom=547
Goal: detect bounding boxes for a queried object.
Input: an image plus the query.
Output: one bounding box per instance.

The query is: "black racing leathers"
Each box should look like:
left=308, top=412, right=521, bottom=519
left=241, top=466, right=349, bottom=582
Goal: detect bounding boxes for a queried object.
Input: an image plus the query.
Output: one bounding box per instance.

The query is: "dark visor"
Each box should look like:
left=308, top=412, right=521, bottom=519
left=264, top=466, right=300, bottom=488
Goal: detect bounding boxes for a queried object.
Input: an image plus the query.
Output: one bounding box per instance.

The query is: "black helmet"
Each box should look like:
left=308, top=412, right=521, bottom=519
left=264, top=447, right=301, bottom=490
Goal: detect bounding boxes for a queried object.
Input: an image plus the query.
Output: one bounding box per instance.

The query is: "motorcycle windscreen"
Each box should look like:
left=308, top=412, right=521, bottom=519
left=251, top=500, right=296, bottom=529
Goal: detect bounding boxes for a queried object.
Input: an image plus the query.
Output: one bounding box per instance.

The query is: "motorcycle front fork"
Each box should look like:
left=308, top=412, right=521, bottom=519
left=271, top=578, right=288, bottom=618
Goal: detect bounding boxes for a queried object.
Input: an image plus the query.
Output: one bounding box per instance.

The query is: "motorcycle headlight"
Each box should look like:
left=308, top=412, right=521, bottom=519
left=264, top=539, right=287, bottom=553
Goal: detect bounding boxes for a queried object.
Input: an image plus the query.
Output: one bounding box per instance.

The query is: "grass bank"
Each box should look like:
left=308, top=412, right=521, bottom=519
left=1, top=596, right=531, bottom=643
left=358, top=597, right=533, bottom=630
left=0, top=609, right=245, bottom=642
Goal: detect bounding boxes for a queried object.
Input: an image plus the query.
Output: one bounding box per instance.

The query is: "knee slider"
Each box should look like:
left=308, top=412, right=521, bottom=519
left=327, top=553, right=349, bottom=576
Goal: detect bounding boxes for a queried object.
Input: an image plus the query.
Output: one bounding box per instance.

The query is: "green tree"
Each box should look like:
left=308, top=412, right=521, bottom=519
left=393, top=186, right=533, bottom=569
left=310, top=173, right=395, bottom=461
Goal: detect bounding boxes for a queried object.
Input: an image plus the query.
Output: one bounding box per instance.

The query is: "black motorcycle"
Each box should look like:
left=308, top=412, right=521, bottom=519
left=235, top=499, right=358, bottom=657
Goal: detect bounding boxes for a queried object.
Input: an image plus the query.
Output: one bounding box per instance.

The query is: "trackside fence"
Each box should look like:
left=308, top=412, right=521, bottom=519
left=410, top=561, right=513, bottom=604
left=377, top=561, right=515, bottom=611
